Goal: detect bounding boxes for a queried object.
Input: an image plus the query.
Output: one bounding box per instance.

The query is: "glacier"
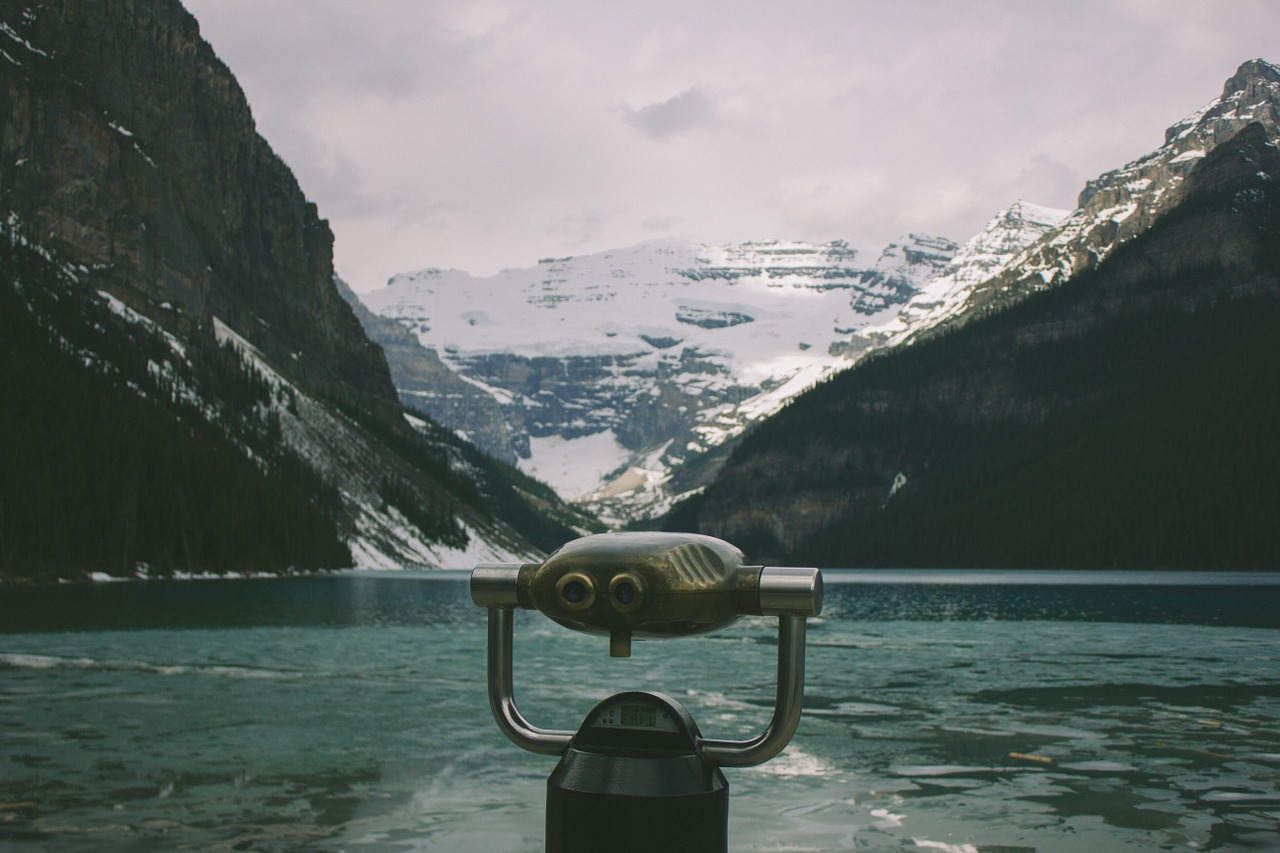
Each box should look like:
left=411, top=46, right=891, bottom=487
left=360, top=235, right=976, bottom=522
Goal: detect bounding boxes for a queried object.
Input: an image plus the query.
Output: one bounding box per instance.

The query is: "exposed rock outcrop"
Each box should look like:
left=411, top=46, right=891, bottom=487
left=944, top=59, right=1280, bottom=327
left=1, top=0, right=398, bottom=420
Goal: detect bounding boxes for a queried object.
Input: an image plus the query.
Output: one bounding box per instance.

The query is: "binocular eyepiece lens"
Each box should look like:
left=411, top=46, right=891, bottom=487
left=562, top=580, right=589, bottom=604
left=555, top=572, right=596, bottom=611
left=552, top=571, right=647, bottom=615
left=613, top=581, right=637, bottom=606
left=607, top=573, right=644, bottom=612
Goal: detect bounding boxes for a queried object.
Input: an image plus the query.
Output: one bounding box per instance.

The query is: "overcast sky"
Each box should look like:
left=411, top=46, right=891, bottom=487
left=182, top=0, right=1280, bottom=292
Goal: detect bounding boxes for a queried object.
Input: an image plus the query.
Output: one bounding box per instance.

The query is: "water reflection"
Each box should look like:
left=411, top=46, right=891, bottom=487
left=0, top=571, right=473, bottom=633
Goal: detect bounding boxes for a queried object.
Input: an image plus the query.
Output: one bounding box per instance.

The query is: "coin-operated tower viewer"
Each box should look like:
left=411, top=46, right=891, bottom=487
left=470, top=531, right=824, bottom=853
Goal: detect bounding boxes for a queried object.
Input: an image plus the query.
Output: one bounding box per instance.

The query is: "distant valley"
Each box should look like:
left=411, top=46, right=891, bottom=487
left=353, top=213, right=1068, bottom=524
left=353, top=59, right=1280, bottom=558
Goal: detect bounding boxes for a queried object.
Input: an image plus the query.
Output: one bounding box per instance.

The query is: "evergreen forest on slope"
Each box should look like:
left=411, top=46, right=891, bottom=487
left=1, top=239, right=352, bottom=580
left=666, top=126, right=1280, bottom=570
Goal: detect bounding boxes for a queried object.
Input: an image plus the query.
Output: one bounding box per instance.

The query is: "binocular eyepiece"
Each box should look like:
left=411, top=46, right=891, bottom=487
left=473, top=531, right=823, bottom=657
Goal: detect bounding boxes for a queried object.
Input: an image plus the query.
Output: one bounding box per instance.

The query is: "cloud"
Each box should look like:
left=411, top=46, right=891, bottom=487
left=623, top=87, right=717, bottom=140
left=1001, top=154, right=1086, bottom=212
left=182, top=0, right=1280, bottom=288
left=547, top=209, right=606, bottom=248
left=641, top=214, right=683, bottom=232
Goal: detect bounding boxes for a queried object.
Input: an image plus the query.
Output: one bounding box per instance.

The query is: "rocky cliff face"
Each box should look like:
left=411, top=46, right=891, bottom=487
left=843, top=200, right=1071, bottom=352
left=334, top=274, right=518, bottom=449
left=1, top=0, right=396, bottom=419
left=916, top=59, right=1280, bottom=334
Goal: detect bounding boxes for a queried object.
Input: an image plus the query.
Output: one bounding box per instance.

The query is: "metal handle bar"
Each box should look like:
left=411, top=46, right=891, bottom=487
left=474, top=564, right=820, bottom=766
left=487, top=605, right=576, bottom=755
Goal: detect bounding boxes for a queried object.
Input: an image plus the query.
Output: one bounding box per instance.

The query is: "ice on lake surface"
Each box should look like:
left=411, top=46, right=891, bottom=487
left=1, top=571, right=1277, bottom=851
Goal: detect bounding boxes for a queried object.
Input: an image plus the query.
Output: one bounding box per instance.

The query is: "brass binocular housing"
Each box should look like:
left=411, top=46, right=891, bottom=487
left=473, top=531, right=823, bottom=657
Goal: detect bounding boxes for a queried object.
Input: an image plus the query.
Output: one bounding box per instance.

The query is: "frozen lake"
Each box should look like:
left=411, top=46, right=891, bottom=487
left=1, top=571, right=1277, bottom=851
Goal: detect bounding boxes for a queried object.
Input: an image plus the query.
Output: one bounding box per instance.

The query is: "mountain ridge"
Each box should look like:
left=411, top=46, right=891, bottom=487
left=930, top=58, right=1280, bottom=335
left=662, top=116, right=1280, bottom=568
left=7, top=8, right=1273, bottom=575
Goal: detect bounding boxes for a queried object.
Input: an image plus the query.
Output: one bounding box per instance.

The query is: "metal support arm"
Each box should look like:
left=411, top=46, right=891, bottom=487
left=486, top=606, right=574, bottom=755
left=483, top=606, right=808, bottom=766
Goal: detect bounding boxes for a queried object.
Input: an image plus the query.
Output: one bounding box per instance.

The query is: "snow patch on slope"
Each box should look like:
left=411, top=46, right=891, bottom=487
left=861, top=201, right=1071, bottom=346
left=211, top=315, right=540, bottom=568
left=524, top=431, right=631, bottom=501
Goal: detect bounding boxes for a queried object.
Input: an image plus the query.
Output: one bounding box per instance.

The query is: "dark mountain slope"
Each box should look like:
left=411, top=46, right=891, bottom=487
left=0, top=1, right=588, bottom=577
left=665, top=124, right=1280, bottom=570
left=1, top=0, right=395, bottom=419
left=1, top=236, right=352, bottom=580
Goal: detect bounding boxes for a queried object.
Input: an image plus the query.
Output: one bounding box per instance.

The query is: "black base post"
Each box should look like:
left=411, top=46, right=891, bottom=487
left=545, top=692, right=729, bottom=853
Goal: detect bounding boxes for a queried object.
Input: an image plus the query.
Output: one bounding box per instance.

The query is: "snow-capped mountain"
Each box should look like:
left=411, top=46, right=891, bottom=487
left=358, top=58, right=1280, bottom=527
left=358, top=213, right=1073, bottom=522
left=361, top=237, right=962, bottom=519
left=854, top=201, right=1071, bottom=347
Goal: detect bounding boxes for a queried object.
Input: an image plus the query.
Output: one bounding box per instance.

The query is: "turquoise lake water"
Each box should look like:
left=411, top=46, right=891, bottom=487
left=1, top=571, right=1277, bottom=851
